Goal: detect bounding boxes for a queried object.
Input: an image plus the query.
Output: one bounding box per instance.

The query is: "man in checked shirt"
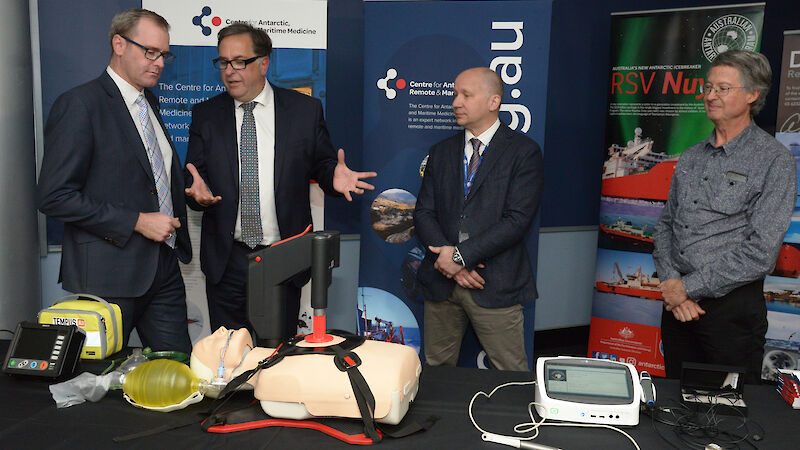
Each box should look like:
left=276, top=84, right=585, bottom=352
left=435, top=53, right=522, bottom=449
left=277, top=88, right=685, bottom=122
left=653, top=50, right=797, bottom=384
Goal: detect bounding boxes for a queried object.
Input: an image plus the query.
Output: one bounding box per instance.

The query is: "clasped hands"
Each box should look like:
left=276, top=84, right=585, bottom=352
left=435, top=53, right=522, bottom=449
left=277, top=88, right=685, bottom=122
left=660, top=278, right=705, bottom=322
left=428, top=245, right=485, bottom=290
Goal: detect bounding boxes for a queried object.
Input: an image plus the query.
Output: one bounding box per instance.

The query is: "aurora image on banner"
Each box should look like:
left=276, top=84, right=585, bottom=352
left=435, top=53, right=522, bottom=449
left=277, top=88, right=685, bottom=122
left=589, top=4, right=764, bottom=377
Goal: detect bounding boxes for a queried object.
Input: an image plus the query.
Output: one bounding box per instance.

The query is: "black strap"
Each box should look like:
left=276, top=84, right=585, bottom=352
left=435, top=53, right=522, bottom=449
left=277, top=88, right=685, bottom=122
left=330, top=344, right=381, bottom=443
left=113, top=414, right=204, bottom=442
left=378, top=414, right=439, bottom=438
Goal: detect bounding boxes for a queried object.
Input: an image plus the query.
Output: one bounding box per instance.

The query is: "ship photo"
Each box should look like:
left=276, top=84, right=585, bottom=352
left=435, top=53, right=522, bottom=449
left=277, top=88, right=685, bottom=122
left=596, top=262, right=663, bottom=300
left=599, top=218, right=654, bottom=247
left=773, top=243, right=800, bottom=278
left=601, top=128, right=678, bottom=201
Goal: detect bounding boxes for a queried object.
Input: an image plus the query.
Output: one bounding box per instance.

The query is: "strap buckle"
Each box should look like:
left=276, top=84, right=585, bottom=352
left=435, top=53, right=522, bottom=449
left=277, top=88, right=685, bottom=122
left=334, top=352, right=362, bottom=371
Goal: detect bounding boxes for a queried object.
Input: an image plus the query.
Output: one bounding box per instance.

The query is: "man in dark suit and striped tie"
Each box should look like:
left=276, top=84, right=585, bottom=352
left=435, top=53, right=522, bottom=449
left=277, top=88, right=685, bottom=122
left=37, top=9, right=192, bottom=353
left=414, top=67, right=544, bottom=370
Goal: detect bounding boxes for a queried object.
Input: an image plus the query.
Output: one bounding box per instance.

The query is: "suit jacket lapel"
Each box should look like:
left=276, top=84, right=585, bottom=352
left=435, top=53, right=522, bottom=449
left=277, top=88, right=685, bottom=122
left=450, top=131, right=466, bottom=209
left=273, top=84, right=288, bottom=194
left=465, top=123, right=509, bottom=203
left=219, top=95, right=239, bottom=188
left=99, top=72, right=155, bottom=185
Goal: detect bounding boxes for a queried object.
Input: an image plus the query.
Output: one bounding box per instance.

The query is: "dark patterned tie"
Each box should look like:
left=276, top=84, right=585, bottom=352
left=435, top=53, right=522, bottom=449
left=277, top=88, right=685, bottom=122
left=135, top=94, right=175, bottom=248
left=466, top=137, right=482, bottom=196
left=239, top=101, right=263, bottom=248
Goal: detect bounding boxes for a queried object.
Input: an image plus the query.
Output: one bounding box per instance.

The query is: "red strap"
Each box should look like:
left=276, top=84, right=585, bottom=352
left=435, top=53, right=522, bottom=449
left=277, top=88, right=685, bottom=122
left=206, top=418, right=382, bottom=445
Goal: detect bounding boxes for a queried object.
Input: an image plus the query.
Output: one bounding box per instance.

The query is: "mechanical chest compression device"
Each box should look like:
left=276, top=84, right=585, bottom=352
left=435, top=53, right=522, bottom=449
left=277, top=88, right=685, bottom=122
left=534, top=356, right=642, bottom=426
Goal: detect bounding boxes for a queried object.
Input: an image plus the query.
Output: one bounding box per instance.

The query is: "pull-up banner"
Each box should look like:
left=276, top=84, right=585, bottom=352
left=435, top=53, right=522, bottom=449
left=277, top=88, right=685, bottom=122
left=589, top=4, right=765, bottom=377
left=360, top=0, right=551, bottom=368
left=765, top=30, right=800, bottom=381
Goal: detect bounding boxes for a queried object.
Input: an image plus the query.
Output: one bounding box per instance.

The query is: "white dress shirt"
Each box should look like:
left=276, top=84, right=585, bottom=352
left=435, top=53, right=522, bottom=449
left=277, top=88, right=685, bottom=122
left=233, top=82, right=281, bottom=245
left=106, top=66, right=173, bottom=183
left=464, top=118, right=501, bottom=160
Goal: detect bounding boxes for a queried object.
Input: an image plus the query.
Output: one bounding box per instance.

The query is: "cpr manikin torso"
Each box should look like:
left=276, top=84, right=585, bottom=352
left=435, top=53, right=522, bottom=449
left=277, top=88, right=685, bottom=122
left=190, top=327, right=421, bottom=424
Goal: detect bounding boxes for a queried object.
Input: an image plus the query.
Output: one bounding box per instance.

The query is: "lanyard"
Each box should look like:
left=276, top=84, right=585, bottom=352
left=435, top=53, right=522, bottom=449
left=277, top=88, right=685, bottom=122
left=463, top=143, right=486, bottom=197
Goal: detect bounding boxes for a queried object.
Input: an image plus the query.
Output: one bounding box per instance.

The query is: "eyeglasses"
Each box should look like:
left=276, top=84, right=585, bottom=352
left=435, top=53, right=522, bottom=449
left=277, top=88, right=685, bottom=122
left=212, top=56, right=263, bottom=71
left=120, top=35, right=176, bottom=64
left=701, top=84, right=744, bottom=97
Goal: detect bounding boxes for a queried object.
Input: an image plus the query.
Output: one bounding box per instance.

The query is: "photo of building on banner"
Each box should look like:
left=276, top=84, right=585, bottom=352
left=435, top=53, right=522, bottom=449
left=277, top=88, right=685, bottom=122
left=144, top=0, right=328, bottom=343
left=763, top=30, right=800, bottom=381
left=589, top=4, right=765, bottom=377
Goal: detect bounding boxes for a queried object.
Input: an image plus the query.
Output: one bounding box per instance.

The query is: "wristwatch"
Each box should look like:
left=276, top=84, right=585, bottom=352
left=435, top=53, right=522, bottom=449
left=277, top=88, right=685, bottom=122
left=452, top=247, right=466, bottom=267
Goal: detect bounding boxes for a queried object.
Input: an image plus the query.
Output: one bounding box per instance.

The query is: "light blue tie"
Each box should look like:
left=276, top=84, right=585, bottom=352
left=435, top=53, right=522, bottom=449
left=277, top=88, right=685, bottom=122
left=240, top=101, right=263, bottom=248
left=135, top=94, right=175, bottom=248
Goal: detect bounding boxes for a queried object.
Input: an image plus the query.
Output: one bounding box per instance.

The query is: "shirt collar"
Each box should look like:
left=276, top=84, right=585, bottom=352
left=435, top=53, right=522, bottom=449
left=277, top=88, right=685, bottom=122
left=234, top=81, right=273, bottom=109
left=106, top=66, right=144, bottom=109
left=465, top=118, right=501, bottom=151
left=705, top=120, right=756, bottom=156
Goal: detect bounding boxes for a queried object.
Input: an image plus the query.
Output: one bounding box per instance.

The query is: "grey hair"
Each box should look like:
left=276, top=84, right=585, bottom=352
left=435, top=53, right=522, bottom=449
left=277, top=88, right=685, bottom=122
left=710, top=50, right=771, bottom=115
left=109, top=8, right=170, bottom=49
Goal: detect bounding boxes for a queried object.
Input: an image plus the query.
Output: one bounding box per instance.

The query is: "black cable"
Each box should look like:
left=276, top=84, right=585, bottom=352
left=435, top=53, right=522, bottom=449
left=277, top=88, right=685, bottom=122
left=0, top=329, right=15, bottom=336
left=646, top=395, right=757, bottom=450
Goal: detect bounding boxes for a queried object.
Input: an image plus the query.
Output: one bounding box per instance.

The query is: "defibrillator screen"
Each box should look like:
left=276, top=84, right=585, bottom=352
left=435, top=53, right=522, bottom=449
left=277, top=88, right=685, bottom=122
left=10, top=327, right=59, bottom=360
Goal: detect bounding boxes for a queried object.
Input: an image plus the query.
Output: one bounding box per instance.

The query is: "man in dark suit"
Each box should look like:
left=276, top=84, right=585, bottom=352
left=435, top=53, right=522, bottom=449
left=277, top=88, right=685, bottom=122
left=184, top=23, right=375, bottom=336
left=414, top=67, right=543, bottom=371
left=37, top=9, right=192, bottom=353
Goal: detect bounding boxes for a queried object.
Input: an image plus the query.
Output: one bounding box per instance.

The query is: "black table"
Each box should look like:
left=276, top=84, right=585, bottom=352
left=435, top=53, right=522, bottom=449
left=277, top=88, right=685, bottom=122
left=1, top=348, right=798, bottom=449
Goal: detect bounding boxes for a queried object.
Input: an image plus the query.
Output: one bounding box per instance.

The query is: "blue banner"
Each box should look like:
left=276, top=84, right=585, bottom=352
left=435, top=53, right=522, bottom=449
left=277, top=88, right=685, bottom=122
left=360, top=0, right=552, bottom=368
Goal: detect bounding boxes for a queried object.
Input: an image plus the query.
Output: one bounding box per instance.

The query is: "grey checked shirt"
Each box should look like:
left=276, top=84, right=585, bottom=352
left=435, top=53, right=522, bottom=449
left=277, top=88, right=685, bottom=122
left=653, top=121, right=797, bottom=300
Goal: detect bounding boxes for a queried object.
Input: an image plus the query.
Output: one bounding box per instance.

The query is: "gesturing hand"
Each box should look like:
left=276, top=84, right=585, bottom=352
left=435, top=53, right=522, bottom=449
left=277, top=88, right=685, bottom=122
left=184, top=163, right=221, bottom=206
left=333, top=149, right=377, bottom=201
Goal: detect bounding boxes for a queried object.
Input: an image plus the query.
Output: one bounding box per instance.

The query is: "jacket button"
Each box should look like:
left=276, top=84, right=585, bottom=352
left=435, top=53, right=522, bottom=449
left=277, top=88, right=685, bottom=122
left=151, top=188, right=157, bottom=195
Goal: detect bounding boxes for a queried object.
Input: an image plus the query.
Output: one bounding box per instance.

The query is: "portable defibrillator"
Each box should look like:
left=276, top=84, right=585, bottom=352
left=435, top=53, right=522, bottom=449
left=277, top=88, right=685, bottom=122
left=38, top=294, right=122, bottom=359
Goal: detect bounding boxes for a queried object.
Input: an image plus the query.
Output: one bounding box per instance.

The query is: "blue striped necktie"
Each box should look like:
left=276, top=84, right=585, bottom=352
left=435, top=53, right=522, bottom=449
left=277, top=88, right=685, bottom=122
left=135, top=94, right=175, bottom=248
left=239, top=101, right=263, bottom=248
left=466, top=137, right=482, bottom=196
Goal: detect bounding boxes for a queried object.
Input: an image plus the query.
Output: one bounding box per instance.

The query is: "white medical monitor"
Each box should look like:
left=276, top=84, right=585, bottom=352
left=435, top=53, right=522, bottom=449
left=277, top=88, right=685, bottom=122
left=534, top=356, right=641, bottom=426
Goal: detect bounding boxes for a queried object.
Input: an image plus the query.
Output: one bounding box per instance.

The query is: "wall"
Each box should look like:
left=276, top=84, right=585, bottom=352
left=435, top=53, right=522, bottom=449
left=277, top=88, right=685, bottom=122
left=35, top=0, right=800, bottom=334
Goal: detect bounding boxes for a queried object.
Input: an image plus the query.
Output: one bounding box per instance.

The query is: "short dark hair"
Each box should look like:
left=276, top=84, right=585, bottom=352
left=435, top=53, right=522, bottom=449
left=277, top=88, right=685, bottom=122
left=710, top=50, right=771, bottom=115
left=217, top=23, right=272, bottom=58
left=108, top=8, right=170, bottom=49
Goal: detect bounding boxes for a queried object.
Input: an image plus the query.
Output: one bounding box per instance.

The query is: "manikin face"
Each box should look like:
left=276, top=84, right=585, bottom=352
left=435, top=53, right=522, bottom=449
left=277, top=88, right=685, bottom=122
left=191, top=326, right=253, bottom=378
left=217, top=33, right=269, bottom=102
left=703, top=65, right=759, bottom=126
left=111, top=18, right=169, bottom=91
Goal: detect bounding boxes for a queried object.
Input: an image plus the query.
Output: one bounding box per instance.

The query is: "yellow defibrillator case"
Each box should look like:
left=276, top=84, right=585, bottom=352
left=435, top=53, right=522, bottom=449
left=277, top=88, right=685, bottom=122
left=38, top=294, right=123, bottom=359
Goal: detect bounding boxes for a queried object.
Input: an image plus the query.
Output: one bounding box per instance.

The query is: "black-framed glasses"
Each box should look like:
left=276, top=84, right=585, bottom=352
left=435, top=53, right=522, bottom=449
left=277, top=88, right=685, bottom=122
left=701, top=84, right=744, bottom=97
left=120, top=35, right=176, bottom=64
left=212, top=56, right=263, bottom=71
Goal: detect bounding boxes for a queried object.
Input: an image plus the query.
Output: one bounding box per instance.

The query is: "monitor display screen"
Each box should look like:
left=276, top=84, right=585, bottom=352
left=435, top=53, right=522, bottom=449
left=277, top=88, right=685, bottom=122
left=544, top=360, right=633, bottom=405
left=11, top=327, right=59, bottom=361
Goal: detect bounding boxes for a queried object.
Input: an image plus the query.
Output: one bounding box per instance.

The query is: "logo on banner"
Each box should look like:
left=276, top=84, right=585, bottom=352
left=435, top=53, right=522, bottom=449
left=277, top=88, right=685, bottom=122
left=702, top=14, right=758, bottom=62
left=377, top=68, right=407, bottom=100
left=618, top=327, right=634, bottom=339
left=192, top=6, right=223, bottom=36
